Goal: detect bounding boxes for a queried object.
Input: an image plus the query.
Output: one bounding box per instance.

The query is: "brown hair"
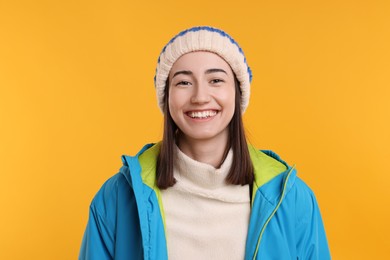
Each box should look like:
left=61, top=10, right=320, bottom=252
left=156, top=77, right=254, bottom=189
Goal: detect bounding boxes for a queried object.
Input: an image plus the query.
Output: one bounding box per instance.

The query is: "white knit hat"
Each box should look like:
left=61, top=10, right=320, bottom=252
left=154, top=26, right=252, bottom=113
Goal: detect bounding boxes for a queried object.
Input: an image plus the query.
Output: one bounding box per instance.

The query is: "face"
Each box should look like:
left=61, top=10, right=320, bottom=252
left=168, top=51, right=236, bottom=145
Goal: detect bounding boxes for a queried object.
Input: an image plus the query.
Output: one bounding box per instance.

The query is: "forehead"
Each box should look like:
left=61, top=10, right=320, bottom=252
left=169, top=51, right=232, bottom=75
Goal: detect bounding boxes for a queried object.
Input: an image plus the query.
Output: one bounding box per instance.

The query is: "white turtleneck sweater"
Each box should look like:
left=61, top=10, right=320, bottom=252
left=160, top=145, right=250, bottom=260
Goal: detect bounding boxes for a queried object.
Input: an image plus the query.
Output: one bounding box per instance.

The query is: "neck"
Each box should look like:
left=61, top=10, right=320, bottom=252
left=176, top=132, right=229, bottom=168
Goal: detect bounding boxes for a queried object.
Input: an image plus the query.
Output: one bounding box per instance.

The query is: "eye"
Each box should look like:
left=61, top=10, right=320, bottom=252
left=176, top=81, right=191, bottom=86
left=210, top=79, right=224, bottom=84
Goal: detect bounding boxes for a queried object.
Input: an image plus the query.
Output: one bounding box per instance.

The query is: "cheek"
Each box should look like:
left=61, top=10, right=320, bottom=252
left=218, top=88, right=236, bottom=109
left=168, top=89, right=184, bottom=114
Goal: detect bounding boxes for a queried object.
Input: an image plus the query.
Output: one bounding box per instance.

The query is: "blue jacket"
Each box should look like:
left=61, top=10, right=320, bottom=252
left=79, top=143, right=331, bottom=259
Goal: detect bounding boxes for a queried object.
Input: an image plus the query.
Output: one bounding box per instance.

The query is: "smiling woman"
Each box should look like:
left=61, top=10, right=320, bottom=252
left=79, top=26, right=331, bottom=260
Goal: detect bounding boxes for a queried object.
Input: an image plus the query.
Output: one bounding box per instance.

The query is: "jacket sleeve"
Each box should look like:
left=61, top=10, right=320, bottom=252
left=79, top=177, right=118, bottom=260
left=295, top=179, right=331, bottom=260
left=79, top=202, right=115, bottom=260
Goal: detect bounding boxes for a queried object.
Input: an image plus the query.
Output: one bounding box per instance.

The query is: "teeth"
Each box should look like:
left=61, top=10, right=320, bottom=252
left=189, top=110, right=217, bottom=119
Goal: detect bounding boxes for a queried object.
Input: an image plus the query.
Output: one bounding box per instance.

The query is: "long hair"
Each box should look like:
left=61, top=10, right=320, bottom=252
left=156, top=77, right=254, bottom=189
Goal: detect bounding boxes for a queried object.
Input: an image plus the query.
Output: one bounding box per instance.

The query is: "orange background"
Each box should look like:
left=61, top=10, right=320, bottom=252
left=1, top=0, right=389, bottom=259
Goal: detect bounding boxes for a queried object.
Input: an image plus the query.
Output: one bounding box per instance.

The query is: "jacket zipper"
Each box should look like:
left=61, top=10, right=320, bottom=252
left=252, top=165, right=295, bottom=260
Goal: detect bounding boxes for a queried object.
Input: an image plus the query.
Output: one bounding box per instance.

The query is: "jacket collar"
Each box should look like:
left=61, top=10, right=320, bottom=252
left=121, top=142, right=297, bottom=206
left=248, top=145, right=297, bottom=204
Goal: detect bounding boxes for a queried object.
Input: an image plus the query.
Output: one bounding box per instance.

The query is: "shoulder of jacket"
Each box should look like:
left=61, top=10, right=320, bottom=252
left=292, top=177, right=316, bottom=199
left=290, top=177, right=321, bottom=222
left=90, top=173, right=127, bottom=218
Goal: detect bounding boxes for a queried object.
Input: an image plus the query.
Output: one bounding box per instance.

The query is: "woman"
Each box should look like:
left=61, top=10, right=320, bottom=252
left=79, top=26, right=331, bottom=260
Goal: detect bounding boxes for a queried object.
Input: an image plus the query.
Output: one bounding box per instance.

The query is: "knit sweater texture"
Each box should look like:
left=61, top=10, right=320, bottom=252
left=161, top=145, right=250, bottom=260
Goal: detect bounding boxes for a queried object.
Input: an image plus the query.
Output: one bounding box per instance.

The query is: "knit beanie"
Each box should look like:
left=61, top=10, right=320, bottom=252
left=154, top=26, right=252, bottom=113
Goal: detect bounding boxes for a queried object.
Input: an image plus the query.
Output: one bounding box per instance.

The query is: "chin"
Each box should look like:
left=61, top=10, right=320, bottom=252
left=181, top=129, right=228, bottom=143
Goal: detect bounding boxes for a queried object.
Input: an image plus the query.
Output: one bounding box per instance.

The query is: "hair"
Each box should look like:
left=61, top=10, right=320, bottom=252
left=156, top=77, right=254, bottom=189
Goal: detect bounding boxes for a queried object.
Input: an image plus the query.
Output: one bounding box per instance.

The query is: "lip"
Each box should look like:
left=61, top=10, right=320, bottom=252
left=184, top=109, right=219, bottom=113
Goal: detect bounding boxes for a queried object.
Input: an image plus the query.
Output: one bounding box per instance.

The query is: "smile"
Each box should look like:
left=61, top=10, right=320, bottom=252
left=186, top=110, right=218, bottom=119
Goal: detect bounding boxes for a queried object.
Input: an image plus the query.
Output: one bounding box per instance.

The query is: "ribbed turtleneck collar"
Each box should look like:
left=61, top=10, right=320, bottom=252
left=174, top=144, right=233, bottom=189
left=172, top=144, right=249, bottom=203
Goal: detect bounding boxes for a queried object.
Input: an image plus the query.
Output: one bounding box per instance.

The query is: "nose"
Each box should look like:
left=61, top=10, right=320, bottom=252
left=190, top=83, right=211, bottom=104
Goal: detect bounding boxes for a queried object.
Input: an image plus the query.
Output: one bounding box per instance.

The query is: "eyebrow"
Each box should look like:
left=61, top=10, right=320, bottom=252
left=205, top=68, right=227, bottom=75
left=171, top=68, right=228, bottom=79
left=172, top=70, right=192, bottom=79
